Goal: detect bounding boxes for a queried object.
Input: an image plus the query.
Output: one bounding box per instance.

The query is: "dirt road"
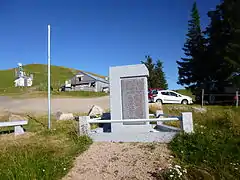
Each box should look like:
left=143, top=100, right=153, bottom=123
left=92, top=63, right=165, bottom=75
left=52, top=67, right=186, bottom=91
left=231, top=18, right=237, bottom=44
left=0, top=96, right=109, bottom=114
left=63, top=142, right=171, bottom=180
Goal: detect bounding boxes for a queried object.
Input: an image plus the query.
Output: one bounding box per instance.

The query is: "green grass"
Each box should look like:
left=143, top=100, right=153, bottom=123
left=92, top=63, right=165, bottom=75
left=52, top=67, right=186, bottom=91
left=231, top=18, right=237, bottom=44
left=52, top=91, right=107, bottom=98
left=0, top=64, right=106, bottom=97
left=151, top=105, right=240, bottom=180
left=12, top=90, right=108, bottom=99
left=0, top=115, right=92, bottom=180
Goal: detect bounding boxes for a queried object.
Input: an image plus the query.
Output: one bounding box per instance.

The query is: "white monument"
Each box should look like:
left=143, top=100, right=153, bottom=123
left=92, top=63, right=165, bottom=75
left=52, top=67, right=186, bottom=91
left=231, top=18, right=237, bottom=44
left=83, top=63, right=194, bottom=142
left=109, top=64, right=151, bottom=132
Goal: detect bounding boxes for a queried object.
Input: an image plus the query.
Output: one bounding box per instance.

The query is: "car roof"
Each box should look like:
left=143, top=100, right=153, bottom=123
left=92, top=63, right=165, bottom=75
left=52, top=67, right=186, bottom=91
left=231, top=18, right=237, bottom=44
left=158, top=90, right=178, bottom=93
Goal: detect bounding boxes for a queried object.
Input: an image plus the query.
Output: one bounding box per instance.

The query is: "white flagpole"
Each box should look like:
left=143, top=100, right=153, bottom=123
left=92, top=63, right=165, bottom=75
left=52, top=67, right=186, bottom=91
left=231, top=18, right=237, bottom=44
left=48, top=24, right=51, bottom=129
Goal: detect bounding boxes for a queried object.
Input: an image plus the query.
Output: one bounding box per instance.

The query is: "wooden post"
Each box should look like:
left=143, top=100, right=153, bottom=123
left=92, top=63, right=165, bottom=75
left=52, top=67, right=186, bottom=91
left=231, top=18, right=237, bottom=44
left=236, top=91, right=239, bottom=108
left=201, top=89, right=204, bottom=107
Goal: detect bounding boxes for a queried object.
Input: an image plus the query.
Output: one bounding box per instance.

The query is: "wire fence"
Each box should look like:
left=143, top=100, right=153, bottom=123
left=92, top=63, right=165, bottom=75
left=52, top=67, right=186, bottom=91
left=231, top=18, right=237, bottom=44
left=195, top=89, right=239, bottom=107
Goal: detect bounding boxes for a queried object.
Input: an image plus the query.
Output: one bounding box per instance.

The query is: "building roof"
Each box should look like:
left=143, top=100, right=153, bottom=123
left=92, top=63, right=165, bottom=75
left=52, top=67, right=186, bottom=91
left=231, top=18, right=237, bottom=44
left=80, top=72, right=109, bottom=84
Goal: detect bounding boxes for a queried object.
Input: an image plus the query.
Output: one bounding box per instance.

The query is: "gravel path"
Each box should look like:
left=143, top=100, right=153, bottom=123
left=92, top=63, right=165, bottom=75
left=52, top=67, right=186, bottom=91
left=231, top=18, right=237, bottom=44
left=0, top=96, right=109, bottom=114
left=63, top=142, right=171, bottom=180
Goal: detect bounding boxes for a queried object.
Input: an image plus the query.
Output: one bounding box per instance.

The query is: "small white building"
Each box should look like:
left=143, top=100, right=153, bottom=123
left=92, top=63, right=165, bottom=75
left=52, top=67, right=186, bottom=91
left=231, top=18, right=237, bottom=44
left=14, top=63, right=33, bottom=87
left=14, top=77, right=33, bottom=87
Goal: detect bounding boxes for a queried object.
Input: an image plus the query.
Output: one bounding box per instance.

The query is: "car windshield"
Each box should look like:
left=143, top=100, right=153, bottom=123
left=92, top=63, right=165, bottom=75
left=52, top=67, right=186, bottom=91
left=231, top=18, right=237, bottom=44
left=152, top=90, right=158, bottom=94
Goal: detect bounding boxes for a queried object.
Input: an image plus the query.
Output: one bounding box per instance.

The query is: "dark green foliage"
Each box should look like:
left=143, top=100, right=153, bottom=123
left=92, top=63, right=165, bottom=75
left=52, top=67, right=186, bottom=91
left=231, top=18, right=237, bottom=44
left=141, top=56, right=156, bottom=88
left=204, top=0, right=238, bottom=87
left=177, top=0, right=240, bottom=92
left=208, top=0, right=240, bottom=86
left=154, top=60, right=168, bottom=89
left=141, top=55, right=168, bottom=89
left=177, top=2, right=206, bottom=91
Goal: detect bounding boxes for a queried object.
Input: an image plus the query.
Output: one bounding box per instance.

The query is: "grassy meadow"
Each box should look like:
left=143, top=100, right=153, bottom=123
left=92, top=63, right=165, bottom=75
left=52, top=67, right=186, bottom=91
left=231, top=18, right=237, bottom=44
left=0, top=115, right=92, bottom=180
left=150, top=104, right=240, bottom=180
left=1, top=93, right=239, bottom=180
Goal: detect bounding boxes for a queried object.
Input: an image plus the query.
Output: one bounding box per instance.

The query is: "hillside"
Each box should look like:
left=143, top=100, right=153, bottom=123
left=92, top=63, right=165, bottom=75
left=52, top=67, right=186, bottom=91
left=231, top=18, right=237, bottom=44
left=0, top=64, right=105, bottom=96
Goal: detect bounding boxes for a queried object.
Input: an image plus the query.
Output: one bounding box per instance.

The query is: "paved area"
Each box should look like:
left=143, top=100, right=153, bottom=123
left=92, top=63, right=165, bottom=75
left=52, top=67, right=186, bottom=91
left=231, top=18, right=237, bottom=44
left=63, top=142, right=172, bottom=180
left=0, top=96, right=109, bottom=114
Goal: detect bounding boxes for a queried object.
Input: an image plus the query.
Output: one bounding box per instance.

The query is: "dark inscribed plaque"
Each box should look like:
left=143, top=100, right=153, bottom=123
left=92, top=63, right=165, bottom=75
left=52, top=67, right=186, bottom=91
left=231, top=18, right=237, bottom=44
left=121, top=77, right=147, bottom=125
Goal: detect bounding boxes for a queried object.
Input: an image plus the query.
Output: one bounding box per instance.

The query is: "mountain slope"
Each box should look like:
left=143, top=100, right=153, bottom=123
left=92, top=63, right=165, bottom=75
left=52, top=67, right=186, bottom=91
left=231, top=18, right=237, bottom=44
left=0, top=64, right=105, bottom=95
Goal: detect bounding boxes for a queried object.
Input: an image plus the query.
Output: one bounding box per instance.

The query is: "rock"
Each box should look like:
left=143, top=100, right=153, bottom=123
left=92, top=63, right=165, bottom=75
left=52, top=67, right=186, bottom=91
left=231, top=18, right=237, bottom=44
left=9, top=114, right=27, bottom=122
left=88, top=105, right=104, bottom=118
left=56, top=111, right=74, bottom=120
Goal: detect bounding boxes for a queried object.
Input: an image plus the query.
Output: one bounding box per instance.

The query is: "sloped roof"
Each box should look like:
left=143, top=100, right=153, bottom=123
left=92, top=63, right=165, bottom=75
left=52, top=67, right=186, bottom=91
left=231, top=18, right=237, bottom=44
left=81, top=72, right=109, bottom=84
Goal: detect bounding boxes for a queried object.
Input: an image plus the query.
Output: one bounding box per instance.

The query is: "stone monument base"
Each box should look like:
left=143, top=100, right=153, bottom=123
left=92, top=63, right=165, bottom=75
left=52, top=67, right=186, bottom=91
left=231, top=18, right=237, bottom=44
left=110, top=124, right=153, bottom=133
left=89, top=128, right=177, bottom=143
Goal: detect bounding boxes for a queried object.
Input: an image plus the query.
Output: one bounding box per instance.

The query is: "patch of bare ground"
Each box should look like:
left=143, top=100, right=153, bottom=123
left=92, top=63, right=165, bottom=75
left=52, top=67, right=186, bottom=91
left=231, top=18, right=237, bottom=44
left=63, top=142, right=172, bottom=180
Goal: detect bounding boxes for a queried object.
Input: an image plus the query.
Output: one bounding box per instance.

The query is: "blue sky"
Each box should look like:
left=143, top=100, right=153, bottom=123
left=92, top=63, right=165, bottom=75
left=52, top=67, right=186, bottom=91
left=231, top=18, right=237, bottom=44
left=0, top=0, right=220, bottom=89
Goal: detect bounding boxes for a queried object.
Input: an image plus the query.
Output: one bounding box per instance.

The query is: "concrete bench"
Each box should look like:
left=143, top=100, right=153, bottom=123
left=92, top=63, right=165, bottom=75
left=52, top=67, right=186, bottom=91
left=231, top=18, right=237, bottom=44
left=0, top=120, right=28, bottom=135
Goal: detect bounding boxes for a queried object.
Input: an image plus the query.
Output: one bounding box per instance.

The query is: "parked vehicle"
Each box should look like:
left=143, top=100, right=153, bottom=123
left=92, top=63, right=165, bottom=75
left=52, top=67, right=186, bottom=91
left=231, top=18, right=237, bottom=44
left=148, top=88, right=163, bottom=101
left=150, top=90, right=193, bottom=105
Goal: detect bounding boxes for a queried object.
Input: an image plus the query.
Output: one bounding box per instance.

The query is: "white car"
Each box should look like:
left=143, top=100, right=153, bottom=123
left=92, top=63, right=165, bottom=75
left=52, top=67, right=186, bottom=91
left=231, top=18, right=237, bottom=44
left=151, top=90, right=193, bottom=105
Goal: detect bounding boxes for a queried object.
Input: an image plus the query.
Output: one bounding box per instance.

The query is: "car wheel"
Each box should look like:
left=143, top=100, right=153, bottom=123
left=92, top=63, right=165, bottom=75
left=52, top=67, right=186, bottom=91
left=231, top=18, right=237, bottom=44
left=181, top=99, right=188, bottom=105
left=156, top=99, right=162, bottom=104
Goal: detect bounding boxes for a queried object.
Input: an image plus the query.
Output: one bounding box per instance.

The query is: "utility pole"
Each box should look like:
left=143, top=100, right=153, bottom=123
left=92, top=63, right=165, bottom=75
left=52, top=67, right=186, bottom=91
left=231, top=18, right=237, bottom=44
left=48, top=24, right=51, bottom=129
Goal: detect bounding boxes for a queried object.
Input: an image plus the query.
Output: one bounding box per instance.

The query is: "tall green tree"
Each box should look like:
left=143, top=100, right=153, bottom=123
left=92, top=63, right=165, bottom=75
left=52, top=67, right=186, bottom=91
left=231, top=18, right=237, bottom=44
left=177, top=1, right=206, bottom=91
left=222, top=0, right=240, bottom=70
left=141, top=55, right=156, bottom=88
left=141, top=56, right=168, bottom=89
left=204, top=0, right=240, bottom=88
left=154, top=60, right=168, bottom=89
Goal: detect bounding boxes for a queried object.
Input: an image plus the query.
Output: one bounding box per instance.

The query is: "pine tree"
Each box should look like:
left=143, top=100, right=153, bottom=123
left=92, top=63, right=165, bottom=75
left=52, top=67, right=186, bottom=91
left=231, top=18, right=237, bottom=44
left=141, top=55, right=156, bottom=88
left=154, top=60, right=168, bottom=89
left=141, top=56, right=168, bottom=89
left=222, top=0, right=240, bottom=71
left=204, top=0, right=240, bottom=87
left=177, top=1, right=206, bottom=91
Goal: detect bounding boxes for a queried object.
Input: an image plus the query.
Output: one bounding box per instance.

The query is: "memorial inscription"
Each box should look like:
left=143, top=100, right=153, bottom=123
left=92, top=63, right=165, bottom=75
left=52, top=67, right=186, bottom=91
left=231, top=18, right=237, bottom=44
left=121, top=77, right=147, bottom=124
